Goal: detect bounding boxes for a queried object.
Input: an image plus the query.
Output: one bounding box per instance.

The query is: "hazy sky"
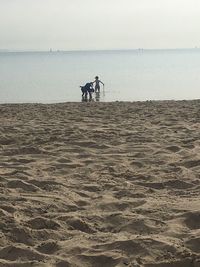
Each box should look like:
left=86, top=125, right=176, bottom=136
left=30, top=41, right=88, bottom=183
left=0, top=0, right=200, bottom=50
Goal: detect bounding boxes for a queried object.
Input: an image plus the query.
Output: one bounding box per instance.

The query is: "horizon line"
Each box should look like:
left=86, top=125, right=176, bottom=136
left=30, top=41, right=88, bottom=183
left=0, top=47, right=200, bottom=53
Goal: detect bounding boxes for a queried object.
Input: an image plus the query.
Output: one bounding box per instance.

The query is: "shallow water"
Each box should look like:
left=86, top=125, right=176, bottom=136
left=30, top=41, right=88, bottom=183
left=0, top=49, right=200, bottom=103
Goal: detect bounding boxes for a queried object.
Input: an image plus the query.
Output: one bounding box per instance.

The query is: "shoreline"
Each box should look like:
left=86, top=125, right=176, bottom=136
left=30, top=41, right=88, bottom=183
left=0, top=98, right=200, bottom=105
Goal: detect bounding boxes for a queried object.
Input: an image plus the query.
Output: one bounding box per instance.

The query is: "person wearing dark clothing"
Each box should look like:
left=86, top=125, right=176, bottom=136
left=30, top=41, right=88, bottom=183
left=80, top=82, right=94, bottom=101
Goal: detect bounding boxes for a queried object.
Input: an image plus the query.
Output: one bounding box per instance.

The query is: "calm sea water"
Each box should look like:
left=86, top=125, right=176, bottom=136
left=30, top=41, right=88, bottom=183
left=0, top=49, right=200, bottom=103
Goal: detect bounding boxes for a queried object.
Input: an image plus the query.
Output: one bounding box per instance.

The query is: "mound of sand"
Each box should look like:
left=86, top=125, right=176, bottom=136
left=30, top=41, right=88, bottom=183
left=0, top=100, right=200, bottom=267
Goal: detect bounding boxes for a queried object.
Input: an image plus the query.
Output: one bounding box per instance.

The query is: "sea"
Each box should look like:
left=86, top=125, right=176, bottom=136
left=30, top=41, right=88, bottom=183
left=0, top=49, right=200, bottom=103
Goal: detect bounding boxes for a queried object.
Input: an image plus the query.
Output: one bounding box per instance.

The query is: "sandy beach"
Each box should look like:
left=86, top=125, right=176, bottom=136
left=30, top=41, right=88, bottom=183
left=0, top=100, right=200, bottom=267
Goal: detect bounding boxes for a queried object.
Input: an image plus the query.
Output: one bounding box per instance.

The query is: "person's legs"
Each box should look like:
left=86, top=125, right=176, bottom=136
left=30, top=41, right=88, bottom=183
left=88, top=90, right=92, bottom=100
left=81, top=87, right=84, bottom=97
left=95, top=85, right=100, bottom=93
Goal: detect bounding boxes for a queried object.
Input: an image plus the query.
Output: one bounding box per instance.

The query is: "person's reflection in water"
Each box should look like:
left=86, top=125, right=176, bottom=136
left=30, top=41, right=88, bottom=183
left=81, top=95, right=94, bottom=102
left=81, top=95, right=87, bottom=102
left=95, top=91, right=100, bottom=102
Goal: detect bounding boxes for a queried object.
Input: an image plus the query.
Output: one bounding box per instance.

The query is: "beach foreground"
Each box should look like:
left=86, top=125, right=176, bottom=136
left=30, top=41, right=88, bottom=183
left=0, top=100, right=200, bottom=267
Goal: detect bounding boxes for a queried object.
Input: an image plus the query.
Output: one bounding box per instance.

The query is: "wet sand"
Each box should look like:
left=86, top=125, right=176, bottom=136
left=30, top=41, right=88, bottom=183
left=0, top=100, right=200, bottom=267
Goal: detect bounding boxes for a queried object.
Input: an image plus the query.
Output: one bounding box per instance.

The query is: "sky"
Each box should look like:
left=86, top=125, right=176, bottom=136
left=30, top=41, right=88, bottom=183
left=0, top=0, right=200, bottom=51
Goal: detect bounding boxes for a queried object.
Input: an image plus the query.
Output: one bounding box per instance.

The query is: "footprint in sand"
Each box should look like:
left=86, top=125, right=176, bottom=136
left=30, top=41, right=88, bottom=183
left=0, top=245, right=45, bottom=261
left=182, top=159, right=200, bottom=169
left=144, top=258, right=194, bottom=267
left=7, top=179, right=39, bottom=192
left=36, top=240, right=60, bottom=255
left=163, top=179, right=194, bottom=189
left=165, top=145, right=181, bottom=152
left=55, top=260, right=71, bottom=267
left=185, top=237, right=200, bottom=253
left=9, top=227, right=33, bottom=245
left=182, top=211, right=200, bottom=230
left=26, top=217, right=60, bottom=230
left=74, top=254, right=123, bottom=267
left=93, top=239, right=144, bottom=256
left=66, top=217, right=95, bottom=234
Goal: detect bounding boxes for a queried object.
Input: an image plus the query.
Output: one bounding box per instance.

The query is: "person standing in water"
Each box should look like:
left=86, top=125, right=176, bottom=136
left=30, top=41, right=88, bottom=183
left=93, top=76, right=104, bottom=93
